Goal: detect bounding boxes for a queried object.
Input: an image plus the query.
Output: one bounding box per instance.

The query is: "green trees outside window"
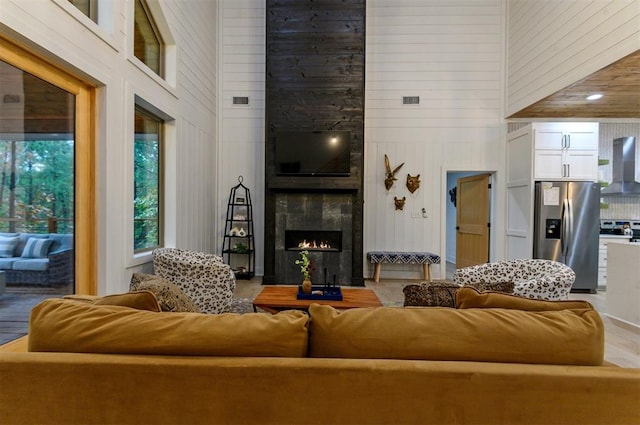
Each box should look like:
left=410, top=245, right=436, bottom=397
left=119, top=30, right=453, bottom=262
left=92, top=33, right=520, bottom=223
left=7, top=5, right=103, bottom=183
left=134, top=107, right=162, bottom=252
left=0, top=140, right=74, bottom=233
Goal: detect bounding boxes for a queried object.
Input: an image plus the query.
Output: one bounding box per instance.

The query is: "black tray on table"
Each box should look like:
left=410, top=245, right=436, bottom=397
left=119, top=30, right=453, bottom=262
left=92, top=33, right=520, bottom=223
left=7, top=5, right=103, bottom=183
left=296, top=285, right=343, bottom=301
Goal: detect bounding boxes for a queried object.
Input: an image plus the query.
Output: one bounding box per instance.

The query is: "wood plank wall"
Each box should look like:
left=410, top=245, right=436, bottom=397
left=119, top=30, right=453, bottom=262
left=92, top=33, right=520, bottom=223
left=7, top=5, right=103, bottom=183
left=507, top=0, right=640, bottom=117
left=263, top=0, right=366, bottom=284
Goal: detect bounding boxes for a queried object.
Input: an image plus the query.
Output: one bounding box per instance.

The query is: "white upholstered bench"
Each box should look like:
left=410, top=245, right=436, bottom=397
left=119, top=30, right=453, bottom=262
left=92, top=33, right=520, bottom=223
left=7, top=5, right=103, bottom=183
left=367, top=251, right=441, bottom=283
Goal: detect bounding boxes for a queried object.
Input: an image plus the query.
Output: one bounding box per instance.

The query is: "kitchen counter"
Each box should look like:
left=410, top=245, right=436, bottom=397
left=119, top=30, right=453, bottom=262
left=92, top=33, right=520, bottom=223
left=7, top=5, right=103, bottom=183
left=599, top=234, right=633, bottom=240
left=606, top=242, right=640, bottom=328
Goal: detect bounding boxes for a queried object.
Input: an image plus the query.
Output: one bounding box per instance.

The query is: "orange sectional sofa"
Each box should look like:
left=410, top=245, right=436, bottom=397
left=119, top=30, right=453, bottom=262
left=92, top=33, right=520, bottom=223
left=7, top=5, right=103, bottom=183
left=0, top=293, right=639, bottom=425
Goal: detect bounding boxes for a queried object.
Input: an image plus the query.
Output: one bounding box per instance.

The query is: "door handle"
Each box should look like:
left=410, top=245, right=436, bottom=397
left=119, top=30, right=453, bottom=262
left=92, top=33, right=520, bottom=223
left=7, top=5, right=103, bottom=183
left=565, top=198, right=573, bottom=257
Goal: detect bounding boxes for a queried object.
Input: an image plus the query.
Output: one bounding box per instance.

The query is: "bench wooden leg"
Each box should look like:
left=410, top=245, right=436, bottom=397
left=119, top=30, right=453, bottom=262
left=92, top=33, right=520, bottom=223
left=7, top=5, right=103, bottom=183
left=373, top=263, right=381, bottom=283
left=422, top=264, right=431, bottom=282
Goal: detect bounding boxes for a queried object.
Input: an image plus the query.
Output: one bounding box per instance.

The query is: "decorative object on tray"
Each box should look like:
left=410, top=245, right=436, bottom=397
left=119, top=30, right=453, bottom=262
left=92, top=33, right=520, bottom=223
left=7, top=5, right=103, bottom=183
left=406, top=174, right=421, bottom=193
left=394, top=196, right=406, bottom=210
left=295, top=249, right=315, bottom=293
left=297, top=268, right=343, bottom=301
left=384, top=154, right=404, bottom=190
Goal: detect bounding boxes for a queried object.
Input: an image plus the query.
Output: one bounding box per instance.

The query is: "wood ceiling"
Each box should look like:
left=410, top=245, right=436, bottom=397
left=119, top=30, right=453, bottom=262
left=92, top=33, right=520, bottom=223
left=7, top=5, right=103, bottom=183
left=508, top=49, right=640, bottom=119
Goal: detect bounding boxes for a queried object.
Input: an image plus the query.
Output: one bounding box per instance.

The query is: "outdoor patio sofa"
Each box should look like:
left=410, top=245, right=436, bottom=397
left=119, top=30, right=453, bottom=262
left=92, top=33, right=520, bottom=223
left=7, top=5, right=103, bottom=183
left=0, top=232, right=73, bottom=285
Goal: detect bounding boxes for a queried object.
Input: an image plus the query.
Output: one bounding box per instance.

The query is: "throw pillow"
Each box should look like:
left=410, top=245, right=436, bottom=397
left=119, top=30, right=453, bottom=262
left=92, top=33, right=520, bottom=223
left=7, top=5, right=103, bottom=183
left=0, top=236, right=19, bottom=258
left=20, top=237, right=53, bottom=258
left=403, top=281, right=460, bottom=307
left=130, top=273, right=201, bottom=313
left=464, top=281, right=514, bottom=294
left=93, top=291, right=161, bottom=312
left=455, top=287, right=595, bottom=311
left=64, top=291, right=161, bottom=312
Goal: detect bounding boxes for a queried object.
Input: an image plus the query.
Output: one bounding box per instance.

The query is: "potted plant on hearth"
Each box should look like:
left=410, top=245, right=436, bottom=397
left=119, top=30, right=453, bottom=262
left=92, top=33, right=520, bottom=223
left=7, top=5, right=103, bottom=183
left=295, top=249, right=314, bottom=294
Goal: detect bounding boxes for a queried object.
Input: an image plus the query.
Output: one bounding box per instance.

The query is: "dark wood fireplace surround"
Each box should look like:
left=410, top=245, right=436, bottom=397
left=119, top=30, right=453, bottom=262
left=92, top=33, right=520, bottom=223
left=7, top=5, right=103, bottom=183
left=263, top=0, right=366, bottom=285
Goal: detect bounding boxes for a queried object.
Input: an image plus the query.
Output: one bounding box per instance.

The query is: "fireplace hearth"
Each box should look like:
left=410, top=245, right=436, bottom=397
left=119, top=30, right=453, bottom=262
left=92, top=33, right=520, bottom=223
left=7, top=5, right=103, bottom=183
left=285, top=230, right=342, bottom=252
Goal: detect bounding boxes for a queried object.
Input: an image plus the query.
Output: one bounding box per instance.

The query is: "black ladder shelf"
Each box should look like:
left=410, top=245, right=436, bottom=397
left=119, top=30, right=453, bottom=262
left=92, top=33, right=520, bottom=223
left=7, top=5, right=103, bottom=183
left=222, top=176, right=255, bottom=279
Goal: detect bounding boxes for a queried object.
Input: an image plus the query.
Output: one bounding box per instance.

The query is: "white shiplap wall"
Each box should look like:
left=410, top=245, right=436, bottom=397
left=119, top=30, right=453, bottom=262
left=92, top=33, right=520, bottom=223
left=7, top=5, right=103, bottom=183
left=506, top=0, right=640, bottom=116
left=1, top=0, right=219, bottom=294
left=218, top=0, right=266, bottom=275
left=217, top=0, right=506, bottom=280
left=364, top=0, right=506, bottom=279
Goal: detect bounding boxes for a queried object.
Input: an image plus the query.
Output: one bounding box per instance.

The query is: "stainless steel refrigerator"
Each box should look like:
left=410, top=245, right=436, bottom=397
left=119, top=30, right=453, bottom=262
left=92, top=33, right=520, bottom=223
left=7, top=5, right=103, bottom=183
left=533, top=181, right=600, bottom=293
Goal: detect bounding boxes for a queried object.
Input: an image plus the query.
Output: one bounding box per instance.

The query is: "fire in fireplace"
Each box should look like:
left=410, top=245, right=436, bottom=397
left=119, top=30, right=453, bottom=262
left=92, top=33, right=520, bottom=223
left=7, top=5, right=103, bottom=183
left=285, top=230, right=342, bottom=252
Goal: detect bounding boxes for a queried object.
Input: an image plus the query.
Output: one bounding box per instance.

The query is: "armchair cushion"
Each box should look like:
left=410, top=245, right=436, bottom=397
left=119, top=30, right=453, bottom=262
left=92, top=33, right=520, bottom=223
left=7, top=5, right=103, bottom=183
left=453, top=259, right=575, bottom=300
left=130, top=273, right=201, bottom=313
left=153, top=248, right=236, bottom=314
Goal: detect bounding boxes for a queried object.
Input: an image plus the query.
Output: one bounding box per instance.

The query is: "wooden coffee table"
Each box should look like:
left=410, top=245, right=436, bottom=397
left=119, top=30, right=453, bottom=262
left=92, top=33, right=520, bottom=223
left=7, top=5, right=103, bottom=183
left=252, top=285, right=382, bottom=314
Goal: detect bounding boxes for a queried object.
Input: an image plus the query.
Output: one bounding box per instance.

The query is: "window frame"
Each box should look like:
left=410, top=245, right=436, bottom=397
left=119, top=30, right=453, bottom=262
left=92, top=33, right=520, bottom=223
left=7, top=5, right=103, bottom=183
left=0, top=35, right=97, bottom=296
left=133, top=0, right=165, bottom=78
left=67, top=0, right=98, bottom=22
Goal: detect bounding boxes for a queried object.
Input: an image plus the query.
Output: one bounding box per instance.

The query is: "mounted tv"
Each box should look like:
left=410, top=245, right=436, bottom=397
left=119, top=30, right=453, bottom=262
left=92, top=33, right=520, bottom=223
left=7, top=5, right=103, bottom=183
left=275, top=130, right=351, bottom=176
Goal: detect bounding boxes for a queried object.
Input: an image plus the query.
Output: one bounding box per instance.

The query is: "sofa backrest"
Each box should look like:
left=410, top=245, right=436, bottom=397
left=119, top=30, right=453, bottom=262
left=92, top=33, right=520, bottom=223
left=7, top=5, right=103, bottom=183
left=29, top=298, right=309, bottom=357
left=0, top=232, right=73, bottom=256
left=307, top=304, right=604, bottom=366
left=48, top=233, right=74, bottom=252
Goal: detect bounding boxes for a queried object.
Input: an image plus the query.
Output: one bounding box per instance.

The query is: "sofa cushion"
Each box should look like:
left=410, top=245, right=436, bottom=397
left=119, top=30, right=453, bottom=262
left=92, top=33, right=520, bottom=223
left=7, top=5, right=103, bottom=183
left=28, top=298, right=310, bottom=357
left=130, top=273, right=201, bottom=313
left=455, top=287, right=595, bottom=311
left=21, top=237, right=53, bottom=258
left=0, top=258, right=17, bottom=270
left=12, top=259, right=49, bottom=271
left=0, top=236, right=19, bottom=258
left=308, top=304, right=604, bottom=366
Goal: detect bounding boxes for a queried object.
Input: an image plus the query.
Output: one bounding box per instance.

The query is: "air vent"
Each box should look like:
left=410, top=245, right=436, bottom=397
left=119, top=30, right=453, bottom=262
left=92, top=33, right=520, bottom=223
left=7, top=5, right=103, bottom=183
left=402, top=96, right=419, bottom=105
left=233, top=96, right=249, bottom=105
left=3, top=94, right=20, bottom=104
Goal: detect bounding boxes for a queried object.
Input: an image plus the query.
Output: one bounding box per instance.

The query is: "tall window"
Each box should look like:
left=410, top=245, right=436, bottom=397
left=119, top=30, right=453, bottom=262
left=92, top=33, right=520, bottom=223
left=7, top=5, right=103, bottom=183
left=68, top=0, right=98, bottom=22
left=134, top=107, right=162, bottom=252
left=134, top=0, right=163, bottom=77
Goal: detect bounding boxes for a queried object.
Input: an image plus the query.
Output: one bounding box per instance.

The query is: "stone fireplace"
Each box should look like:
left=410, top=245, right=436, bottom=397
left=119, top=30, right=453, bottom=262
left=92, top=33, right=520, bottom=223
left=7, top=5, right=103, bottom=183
left=263, top=0, right=365, bottom=285
left=274, top=193, right=352, bottom=285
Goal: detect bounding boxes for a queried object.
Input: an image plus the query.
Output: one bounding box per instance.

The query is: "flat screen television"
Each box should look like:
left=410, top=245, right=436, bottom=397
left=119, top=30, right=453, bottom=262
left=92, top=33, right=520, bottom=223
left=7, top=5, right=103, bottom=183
left=275, top=130, right=351, bottom=176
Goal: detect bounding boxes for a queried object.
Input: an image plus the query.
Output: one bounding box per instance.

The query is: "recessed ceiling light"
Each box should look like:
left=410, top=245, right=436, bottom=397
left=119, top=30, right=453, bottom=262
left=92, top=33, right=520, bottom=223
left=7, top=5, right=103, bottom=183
left=586, top=94, right=603, bottom=100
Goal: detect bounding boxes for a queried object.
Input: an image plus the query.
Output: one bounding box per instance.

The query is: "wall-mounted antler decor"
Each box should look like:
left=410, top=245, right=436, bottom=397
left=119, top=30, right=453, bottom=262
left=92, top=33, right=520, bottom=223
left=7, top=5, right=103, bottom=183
left=384, top=154, right=404, bottom=190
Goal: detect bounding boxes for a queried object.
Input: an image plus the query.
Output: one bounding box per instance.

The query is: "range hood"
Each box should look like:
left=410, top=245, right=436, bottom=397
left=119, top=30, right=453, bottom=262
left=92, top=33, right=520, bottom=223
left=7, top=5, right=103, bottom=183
left=601, top=136, right=640, bottom=195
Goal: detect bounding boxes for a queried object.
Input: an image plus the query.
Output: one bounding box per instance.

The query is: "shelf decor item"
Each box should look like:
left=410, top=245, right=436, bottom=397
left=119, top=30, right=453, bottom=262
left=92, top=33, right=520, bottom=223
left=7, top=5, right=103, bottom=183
left=222, top=176, right=255, bottom=279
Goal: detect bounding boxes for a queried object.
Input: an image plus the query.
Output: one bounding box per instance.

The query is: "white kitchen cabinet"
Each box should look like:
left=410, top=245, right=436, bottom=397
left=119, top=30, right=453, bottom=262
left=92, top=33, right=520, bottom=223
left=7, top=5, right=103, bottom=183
left=505, top=122, right=599, bottom=260
left=598, top=235, right=631, bottom=287
left=532, top=122, right=599, bottom=180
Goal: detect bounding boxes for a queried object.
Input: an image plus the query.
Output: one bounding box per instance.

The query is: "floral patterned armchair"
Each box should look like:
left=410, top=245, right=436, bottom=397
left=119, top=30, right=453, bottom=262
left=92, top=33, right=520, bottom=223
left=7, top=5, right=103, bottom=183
left=453, top=259, right=576, bottom=301
left=152, top=248, right=236, bottom=314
